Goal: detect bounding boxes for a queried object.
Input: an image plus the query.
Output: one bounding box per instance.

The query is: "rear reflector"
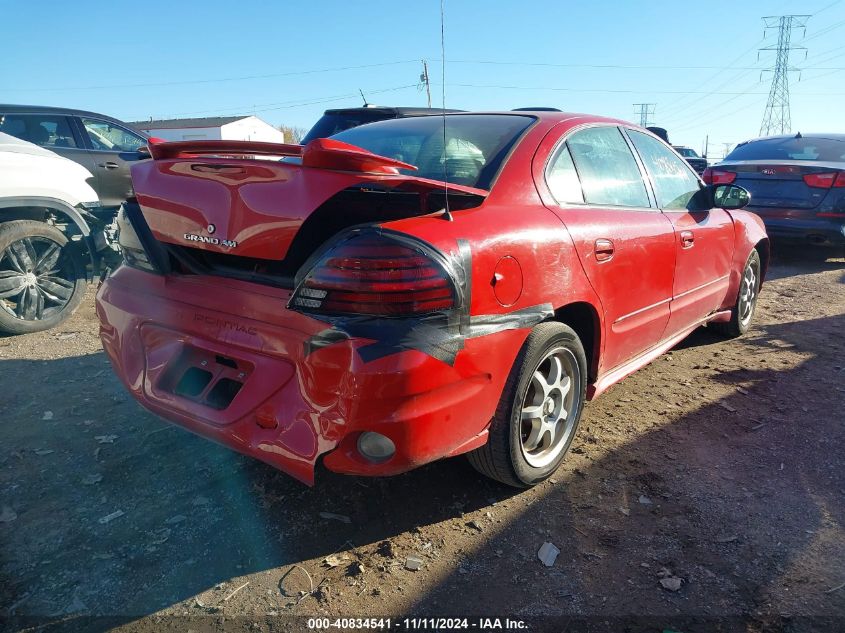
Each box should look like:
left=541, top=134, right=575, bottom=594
left=702, top=168, right=736, bottom=185
left=289, top=232, right=456, bottom=317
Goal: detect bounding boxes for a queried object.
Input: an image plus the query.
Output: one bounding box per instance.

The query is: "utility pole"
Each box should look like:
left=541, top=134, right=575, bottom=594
left=420, top=60, right=432, bottom=108
left=703, top=134, right=709, bottom=159
left=723, top=142, right=733, bottom=158
left=759, top=14, right=810, bottom=137
left=633, top=103, right=656, bottom=128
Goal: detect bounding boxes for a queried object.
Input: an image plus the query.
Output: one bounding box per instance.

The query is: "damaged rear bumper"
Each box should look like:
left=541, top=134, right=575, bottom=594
left=96, top=267, right=533, bottom=484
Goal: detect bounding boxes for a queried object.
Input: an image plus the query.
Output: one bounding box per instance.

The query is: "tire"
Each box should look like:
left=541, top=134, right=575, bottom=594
left=711, top=249, right=761, bottom=339
left=468, top=321, right=587, bottom=488
left=0, top=220, right=86, bottom=335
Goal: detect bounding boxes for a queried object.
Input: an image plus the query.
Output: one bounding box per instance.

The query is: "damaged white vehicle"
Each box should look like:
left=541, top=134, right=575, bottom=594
left=0, top=132, right=116, bottom=334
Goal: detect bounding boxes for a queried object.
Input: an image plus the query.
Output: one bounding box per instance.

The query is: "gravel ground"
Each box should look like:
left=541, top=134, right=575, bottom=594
left=1, top=248, right=843, bottom=633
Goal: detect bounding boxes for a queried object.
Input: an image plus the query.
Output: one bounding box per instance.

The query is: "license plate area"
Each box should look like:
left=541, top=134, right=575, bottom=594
left=160, top=348, right=253, bottom=410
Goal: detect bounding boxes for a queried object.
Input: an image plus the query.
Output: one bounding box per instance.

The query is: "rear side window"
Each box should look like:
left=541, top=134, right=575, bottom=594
left=628, top=130, right=701, bottom=210
left=566, top=126, right=650, bottom=208
left=0, top=113, right=78, bottom=148
left=546, top=143, right=584, bottom=203
left=725, top=137, right=845, bottom=162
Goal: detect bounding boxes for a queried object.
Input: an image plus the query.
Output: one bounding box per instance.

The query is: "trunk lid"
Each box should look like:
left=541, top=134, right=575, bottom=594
left=720, top=160, right=841, bottom=214
left=130, top=139, right=487, bottom=263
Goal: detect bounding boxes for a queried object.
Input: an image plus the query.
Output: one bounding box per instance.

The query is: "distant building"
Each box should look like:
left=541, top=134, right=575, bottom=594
left=129, top=115, right=284, bottom=143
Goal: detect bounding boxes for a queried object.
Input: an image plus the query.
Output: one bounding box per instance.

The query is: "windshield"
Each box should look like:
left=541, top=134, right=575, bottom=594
left=675, top=147, right=699, bottom=158
left=725, top=137, right=845, bottom=162
left=331, top=114, right=534, bottom=189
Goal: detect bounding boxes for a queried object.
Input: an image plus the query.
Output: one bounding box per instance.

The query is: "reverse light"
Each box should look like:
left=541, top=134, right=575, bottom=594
left=289, top=232, right=457, bottom=317
left=702, top=168, right=736, bottom=185
left=803, top=172, right=845, bottom=189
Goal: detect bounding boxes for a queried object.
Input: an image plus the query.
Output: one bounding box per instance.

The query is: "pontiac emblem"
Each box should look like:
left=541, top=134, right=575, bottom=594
left=207, top=224, right=216, bottom=234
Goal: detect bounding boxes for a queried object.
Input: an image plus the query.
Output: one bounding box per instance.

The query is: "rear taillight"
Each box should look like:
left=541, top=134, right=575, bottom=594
left=702, top=168, right=736, bottom=185
left=116, top=206, right=159, bottom=273
left=289, top=232, right=457, bottom=316
left=803, top=171, right=845, bottom=189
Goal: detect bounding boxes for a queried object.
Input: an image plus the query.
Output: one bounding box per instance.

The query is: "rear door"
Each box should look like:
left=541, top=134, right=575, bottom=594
left=76, top=116, right=149, bottom=207
left=626, top=128, right=734, bottom=336
left=543, top=124, right=676, bottom=372
left=0, top=112, right=98, bottom=178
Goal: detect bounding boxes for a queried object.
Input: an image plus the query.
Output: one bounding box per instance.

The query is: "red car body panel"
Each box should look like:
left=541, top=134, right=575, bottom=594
left=96, top=112, right=769, bottom=485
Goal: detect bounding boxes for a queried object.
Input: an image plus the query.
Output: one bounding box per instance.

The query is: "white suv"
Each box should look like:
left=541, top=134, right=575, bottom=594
left=0, top=132, right=105, bottom=334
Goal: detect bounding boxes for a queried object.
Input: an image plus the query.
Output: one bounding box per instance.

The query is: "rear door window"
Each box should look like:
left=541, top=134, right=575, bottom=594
left=628, top=129, right=701, bottom=210
left=566, top=126, right=650, bottom=208
left=0, top=113, right=79, bottom=148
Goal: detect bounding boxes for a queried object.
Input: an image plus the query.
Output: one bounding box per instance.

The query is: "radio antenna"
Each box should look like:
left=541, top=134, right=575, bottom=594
left=439, top=0, right=453, bottom=221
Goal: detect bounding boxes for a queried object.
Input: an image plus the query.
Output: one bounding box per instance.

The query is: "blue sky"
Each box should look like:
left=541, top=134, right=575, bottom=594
left=2, top=0, right=843, bottom=156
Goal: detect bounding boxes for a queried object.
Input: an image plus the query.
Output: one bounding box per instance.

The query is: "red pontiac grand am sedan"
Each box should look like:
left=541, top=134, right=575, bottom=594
left=97, top=112, right=768, bottom=487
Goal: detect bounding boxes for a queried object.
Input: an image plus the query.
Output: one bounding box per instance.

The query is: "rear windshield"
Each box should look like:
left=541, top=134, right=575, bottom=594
left=302, top=111, right=396, bottom=143
left=331, top=114, right=534, bottom=190
left=725, top=137, right=845, bottom=162
left=675, top=147, right=699, bottom=158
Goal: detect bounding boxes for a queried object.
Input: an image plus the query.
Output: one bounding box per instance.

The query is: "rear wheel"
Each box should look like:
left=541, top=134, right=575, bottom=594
left=468, top=322, right=587, bottom=488
left=0, top=220, right=86, bottom=335
left=712, top=249, right=761, bottom=339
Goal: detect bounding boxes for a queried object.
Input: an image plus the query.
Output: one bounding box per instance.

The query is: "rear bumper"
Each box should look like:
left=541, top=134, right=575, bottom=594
left=754, top=213, right=845, bottom=247
left=96, top=267, right=526, bottom=484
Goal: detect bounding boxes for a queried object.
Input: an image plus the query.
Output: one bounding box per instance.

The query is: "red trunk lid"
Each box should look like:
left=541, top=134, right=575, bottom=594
left=130, top=139, right=487, bottom=261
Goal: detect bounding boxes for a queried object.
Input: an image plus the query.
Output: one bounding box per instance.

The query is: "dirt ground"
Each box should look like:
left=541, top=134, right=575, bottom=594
left=1, top=247, right=844, bottom=633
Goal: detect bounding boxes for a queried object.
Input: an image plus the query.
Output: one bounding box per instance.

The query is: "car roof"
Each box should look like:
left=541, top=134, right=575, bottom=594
left=737, top=133, right=845, bottom=145
left=321, top=106, right=465, bottom=116
left=0, top=104, right=131, bottom=125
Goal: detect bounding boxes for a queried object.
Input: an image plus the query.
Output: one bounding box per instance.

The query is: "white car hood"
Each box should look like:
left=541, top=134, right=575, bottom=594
left=0, top=132, right=98, bottom=207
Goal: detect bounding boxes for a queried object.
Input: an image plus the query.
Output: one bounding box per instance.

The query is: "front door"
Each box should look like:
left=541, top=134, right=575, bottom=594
left=77, top=117, right=149, bottom=207
left=625, top=129, right=735, bottom=336
left=544, top=125, right=676, bottom=373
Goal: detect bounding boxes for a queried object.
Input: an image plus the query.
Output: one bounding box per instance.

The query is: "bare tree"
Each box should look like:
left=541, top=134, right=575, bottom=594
left=278, top=125, right=308, bottom=144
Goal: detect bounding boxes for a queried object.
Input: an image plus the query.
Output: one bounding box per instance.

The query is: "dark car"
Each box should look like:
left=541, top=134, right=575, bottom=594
left=301, top=106, right=463, bottom=143
left=673, top=146, right=708, bottom=174
left=0, top=105, right=153, bottom=208
left=705, top=133, right=845, bottom=253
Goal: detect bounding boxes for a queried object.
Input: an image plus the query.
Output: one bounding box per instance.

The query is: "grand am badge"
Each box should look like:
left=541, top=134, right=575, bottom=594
left=183, top=233, right=238, bottom=248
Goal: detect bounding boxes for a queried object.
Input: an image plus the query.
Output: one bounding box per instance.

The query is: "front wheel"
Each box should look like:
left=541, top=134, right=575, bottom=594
left=0, top=220, right=86, bottom=335
left=712, top=249, right=761, bottom=339
left=468, top=322, right=587, bottom=488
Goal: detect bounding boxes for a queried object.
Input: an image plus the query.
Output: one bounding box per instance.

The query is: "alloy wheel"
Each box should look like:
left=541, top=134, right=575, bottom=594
left=519, top=346, right=582, bottom=468
left=0, top=236, right=76, bottom=321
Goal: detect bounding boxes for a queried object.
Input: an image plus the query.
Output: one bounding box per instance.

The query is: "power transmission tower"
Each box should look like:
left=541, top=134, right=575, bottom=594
left=633, top=103, right=656, bottom=128
left=758, top=15, right=810, bottom=137
left=420, top=60, right=432, bottom=108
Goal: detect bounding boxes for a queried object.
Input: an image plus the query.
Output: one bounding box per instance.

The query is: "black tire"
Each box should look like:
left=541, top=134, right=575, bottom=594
left=711, top=249, right=761, bottom=339
left=0, top=220, right=86, bottom=335
left=467, top=321, right=587, bottom=488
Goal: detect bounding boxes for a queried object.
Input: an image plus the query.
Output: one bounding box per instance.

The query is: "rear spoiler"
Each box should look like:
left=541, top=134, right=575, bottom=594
left=150, top=138, right=415, bottom=172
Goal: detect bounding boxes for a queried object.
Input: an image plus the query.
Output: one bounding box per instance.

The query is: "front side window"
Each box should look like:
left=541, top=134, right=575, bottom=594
left=566, top=126, right=650, bottom=208
left=546, top=142, right=584, bottom=203
left=81, top=118, right=146, bottom=152
left=629, top=130, right=701, bottom=210
left=0, top=114, right=78, bottom=148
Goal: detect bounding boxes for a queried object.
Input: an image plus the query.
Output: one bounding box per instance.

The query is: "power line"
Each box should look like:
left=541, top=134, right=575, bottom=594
left=2, top=60, right=420, bottom=92
left=759, top=15, right=811, bottom=136
left=449, top=82, right=845, bottom=96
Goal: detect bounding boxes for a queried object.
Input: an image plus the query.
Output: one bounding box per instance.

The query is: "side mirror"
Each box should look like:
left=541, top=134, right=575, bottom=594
left=137, top=145, right=151, bottom=156
left=713, top=184, right=750, bottom=210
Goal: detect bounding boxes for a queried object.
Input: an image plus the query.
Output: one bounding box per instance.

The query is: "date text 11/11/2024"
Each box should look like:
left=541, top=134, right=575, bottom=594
left=306, top=617, right=528, bottom=630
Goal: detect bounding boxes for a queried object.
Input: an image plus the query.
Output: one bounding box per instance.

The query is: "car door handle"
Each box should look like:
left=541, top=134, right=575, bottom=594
left=594, top=238, right=615, bottom=262
left=680, top=230, right=695, bottom=249
left=98, top=162, right=119, bottom=170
